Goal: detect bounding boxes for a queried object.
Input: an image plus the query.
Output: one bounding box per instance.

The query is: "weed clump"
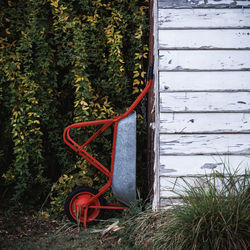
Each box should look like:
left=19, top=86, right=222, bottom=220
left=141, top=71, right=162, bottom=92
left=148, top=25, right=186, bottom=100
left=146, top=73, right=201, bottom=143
left=118, top=167, right=250, bottom=250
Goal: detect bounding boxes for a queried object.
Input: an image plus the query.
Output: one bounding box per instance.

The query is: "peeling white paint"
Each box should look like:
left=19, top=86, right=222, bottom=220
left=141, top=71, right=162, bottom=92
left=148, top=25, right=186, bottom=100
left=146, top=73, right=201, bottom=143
left=150, top=122, right=156, bottom=129
left=160, top=113, right=250, bottom=133
left=160, top=92, right=250, bottom=112
left=160, top=174, right=249, bottom=198
left=160, top=155, right=250, bottom=176
left=160, top=134, right=250, bottom=155
left=152, top=0, right=160, bottom=211
left=159, top=50, right=250, bottom=71
left=159, top=72, right=250, bottom=92
left=159, top=29, right=250, bottom=49
left=154, top=0, right=250, bottom=209
left=159, top=0, right=250, bottom=8
left=159, top=9, right=250, bottom=28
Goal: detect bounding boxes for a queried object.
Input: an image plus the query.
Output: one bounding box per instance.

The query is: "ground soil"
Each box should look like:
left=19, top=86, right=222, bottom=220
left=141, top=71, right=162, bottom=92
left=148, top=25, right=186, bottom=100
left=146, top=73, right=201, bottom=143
left=0, top=210, right=123, bottom=249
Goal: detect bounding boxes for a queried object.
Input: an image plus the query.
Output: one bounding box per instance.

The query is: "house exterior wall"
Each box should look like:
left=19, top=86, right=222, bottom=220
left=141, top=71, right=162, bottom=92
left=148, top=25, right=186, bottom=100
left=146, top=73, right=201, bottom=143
left=153, top=0, right=250, bottom=209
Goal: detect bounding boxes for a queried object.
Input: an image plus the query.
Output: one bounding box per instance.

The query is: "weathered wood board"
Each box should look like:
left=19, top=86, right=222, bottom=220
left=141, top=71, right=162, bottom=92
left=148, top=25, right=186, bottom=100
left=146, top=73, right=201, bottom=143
left=160, top=198, right=183, bottom=208
left=160, top=113, right=250, bottom=133
left=159, top=0, right=250, bottom=8
left=160, top=155, right=250, bottom=176
left=160, top=174, right=249, bottom=197
left=160, top=92, right=250, bottom=112
left=159, top=30, right=250, bottom=49
left=159, top=72, right=250, bottom=92
left=159, top=50, right=250, bottom=71
left=160, top=134, right=250, bottom=155
left=159, top=9, right=250, bottom=29
left=160, top=172, right=250, bottom=198
left=153, top=0, right=250, bottom=210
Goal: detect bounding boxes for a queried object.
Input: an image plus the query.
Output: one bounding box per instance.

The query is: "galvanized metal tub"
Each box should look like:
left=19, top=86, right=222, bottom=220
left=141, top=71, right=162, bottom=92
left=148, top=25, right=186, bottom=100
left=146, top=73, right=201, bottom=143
left=112, top=111, right=136, bottom=205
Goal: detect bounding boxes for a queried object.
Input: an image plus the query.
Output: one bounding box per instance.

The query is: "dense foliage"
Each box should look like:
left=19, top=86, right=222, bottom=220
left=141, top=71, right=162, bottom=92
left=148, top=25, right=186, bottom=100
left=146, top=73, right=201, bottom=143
left=0, top=0, right=149, bottom=211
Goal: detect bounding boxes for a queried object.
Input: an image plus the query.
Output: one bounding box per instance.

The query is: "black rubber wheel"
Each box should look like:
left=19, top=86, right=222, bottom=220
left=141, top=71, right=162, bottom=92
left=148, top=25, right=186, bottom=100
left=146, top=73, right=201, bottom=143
left=64, top=186, right=105, bottom=225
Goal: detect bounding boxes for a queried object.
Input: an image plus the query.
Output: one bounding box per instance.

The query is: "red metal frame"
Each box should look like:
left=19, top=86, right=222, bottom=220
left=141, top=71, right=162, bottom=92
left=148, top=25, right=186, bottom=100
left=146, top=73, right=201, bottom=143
left=63, top=71, right=153, bottom=228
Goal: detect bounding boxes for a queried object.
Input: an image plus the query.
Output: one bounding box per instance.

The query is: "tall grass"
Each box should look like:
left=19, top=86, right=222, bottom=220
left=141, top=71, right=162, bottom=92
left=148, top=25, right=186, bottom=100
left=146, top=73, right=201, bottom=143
left=118, top=167, right=250, bottom=250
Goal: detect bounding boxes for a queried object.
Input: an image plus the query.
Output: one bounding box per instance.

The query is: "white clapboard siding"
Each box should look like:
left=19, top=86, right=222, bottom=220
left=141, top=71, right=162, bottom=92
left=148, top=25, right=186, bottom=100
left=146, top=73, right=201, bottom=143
left=160, top=113, right=250, bottom=134
left=160, top=198, right=183, bottom=208
left=160, top=155, right=250, bottom=176
left=153, top=0, right=250, bottom=210
left=159, top=9, right=250, bottom=29
left=160, top=174, right=249, bottom=197
left=159, top=30, right=250, bottom=49
left=160, top=92, right=250, bottom=112
left=159, top=72, right=250, bottom=92
left=159, top=50, right=250, bottom=71
left=159, top=0, right=250, bottom=8
left=160, top=134, right=250, bottom=155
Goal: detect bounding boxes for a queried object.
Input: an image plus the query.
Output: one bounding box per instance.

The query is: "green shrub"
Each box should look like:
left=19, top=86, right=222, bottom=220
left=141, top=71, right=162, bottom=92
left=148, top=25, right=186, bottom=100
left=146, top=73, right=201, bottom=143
left=0, top=0, right=149, bottom=210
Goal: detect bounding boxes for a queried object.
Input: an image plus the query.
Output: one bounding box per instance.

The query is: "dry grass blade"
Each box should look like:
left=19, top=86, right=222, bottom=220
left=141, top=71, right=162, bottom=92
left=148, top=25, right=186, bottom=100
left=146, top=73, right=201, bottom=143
left=101, top=220, right=120, bottom=238
left=117, top=165, right=249, bottom=250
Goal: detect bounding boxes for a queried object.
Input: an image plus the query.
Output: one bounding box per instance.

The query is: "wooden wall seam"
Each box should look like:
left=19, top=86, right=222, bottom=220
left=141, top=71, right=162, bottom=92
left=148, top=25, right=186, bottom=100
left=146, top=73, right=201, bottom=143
left=156, top=0, right=250, bottom=208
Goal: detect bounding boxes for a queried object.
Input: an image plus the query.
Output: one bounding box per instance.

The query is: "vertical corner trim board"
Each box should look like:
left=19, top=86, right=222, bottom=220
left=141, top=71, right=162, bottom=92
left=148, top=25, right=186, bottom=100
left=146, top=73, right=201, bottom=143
left=154, top=0, right=250, bottom=208
left=152, top=0, right=161, bottom=210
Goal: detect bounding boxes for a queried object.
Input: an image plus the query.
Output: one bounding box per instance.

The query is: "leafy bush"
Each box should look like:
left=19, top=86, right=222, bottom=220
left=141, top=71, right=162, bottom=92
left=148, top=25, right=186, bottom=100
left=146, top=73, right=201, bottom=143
left=0, top=0, right=149, bottom=210
left=118, top=167, right=250, bottom=250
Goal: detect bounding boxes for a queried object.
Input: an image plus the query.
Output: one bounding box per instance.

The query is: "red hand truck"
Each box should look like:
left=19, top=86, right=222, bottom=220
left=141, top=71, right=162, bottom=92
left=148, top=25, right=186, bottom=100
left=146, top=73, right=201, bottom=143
left=63, top=65, right=153, bottom=228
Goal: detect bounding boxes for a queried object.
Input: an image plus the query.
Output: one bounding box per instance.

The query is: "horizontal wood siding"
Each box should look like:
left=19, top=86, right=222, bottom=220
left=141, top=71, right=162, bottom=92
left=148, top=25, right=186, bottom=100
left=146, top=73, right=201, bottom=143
left=159, top=50, right=250, bottom=71
left=160, top=113, right=250, bottom=134
left=159, top=30, right=250, bottom=49
left=160, top=134, right=250, bottom=155
left=160, top=92, right=250, bottom=112
left=160, top=173, right=248, bottom=198
left=159, top=0, right=250, bottom=8
left=155, top=0, right=250, bottom=209
left=159, top=9, right=250, bottom=29
left=159, top=72, right=250, bottom=92
left=160, top=155, right=250, bottom=176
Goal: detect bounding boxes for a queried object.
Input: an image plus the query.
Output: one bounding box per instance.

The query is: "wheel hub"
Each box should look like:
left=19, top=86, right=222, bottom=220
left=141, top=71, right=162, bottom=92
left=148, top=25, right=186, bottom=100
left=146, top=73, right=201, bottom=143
left=69, top=192, right=100, bottom=222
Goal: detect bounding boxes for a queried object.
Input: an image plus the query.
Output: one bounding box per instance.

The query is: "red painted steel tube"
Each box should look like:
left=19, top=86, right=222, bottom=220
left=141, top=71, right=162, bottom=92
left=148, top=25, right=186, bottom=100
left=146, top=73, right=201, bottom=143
left=88, top=205, right=129, bottom=209
left=82, top=121, right=119, bottom=208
